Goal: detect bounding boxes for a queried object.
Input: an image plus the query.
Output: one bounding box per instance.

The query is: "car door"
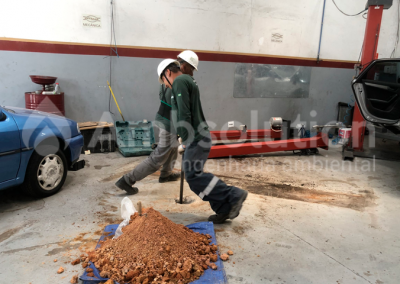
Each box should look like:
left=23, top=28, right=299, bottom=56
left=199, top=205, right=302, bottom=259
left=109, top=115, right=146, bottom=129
left=0, top=107, right=21, bottom=183
left=352, top=59, right=400, bottom=131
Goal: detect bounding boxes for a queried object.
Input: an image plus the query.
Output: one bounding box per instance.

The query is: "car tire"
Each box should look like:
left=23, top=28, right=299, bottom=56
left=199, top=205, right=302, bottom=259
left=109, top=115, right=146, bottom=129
left=23, top=148, right=68, bottom=198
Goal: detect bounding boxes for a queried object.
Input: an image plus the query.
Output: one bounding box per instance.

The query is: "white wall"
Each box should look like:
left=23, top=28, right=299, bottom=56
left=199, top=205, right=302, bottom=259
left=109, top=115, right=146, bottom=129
left=1, top=0, right=399, bottom=61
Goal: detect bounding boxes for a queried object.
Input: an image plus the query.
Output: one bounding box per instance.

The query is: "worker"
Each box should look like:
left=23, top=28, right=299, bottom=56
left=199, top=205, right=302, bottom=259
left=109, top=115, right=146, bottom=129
left=177, top=50, right=197, bottom=77
left=157, top=55, right=248, bottom=224
left=115, top=52, right=197, bottom=194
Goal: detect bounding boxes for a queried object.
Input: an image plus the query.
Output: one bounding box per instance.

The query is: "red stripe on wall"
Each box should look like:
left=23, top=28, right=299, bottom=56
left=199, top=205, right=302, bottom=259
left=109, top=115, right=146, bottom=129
left=0, top=39, right=355, bottom=69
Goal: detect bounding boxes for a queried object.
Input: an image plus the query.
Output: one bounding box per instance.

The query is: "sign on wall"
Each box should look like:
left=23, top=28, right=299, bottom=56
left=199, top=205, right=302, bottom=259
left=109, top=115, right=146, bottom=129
left=271, top=33, right=283, bottom=43
left=82, top=15, right=101, bottom=28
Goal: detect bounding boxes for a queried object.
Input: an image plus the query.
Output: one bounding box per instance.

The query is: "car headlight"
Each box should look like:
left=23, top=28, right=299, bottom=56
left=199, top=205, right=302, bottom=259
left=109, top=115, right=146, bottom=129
left=77, top=124, right=81, bottom=134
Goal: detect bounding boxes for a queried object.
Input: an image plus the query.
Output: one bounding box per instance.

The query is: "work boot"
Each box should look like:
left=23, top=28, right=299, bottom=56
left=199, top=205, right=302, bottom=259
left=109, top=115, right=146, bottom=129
left=229, top=190, right=248, bottom=219
left=115, top=177, right=139, bottom=195
left=208, top=213, right=230, bottom=224
left=159, top=172, right=181, bottom=183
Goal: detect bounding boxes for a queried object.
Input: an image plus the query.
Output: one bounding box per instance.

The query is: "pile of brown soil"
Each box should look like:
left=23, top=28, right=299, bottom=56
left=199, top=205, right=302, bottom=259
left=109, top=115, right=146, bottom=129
left=83, top=208, right=219, bottom=284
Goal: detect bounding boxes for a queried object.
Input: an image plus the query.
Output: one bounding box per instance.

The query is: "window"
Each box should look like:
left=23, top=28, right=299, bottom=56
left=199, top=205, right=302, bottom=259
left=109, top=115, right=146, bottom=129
left=233, top=63, right=311, bottom=98
left=365, top=62, right=400, bottom=84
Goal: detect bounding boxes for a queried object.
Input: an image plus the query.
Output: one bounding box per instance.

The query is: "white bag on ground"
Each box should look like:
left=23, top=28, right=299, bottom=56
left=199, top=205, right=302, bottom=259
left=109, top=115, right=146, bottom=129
left=113, top=197, right=137, bottom=239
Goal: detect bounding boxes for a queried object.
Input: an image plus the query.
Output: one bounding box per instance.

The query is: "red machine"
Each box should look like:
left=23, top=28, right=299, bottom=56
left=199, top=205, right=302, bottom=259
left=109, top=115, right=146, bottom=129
left=209, top=131, right=328, bottom=158
left=209, top=118, right=329, bottom=159
left=211, top=129, right=281, bottom=141
left=25, top=75, right=65, bottom=116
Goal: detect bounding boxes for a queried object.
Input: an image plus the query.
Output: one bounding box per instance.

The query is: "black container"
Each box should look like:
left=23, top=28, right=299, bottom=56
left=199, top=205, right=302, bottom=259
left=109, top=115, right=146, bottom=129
left=337, top=102, right=354, bottom=125
left=81, top=127, right=116, bottom=153
left=336, top=102, right=354, bottom=134
left=70, top=160, right=86, bottom=171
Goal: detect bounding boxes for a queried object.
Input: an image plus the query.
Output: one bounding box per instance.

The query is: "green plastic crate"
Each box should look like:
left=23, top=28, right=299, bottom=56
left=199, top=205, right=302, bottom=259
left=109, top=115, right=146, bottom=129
left=115, top=120, right=155, bottom=157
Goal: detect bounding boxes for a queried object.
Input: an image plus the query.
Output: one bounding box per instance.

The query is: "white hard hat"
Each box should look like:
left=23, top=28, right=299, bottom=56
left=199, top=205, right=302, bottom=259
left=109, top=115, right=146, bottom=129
left=157, top=59, right=180, bottom=84
left=177, top=50, right=199, bottom=71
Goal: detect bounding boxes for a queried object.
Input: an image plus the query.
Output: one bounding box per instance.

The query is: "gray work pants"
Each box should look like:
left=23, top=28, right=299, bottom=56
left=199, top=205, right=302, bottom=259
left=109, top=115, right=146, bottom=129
left=124, top=128, right=179, bottom=184
left=182, top=132, right=244, bottom=215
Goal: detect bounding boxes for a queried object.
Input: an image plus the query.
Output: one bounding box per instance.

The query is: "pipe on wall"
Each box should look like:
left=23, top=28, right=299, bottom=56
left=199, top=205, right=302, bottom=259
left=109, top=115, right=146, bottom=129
left=317, top=0, right=327, bottom=63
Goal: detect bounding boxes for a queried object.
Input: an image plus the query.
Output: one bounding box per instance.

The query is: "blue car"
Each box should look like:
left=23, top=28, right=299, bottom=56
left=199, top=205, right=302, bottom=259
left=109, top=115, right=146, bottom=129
left=0, top=106, right=85, bottom=197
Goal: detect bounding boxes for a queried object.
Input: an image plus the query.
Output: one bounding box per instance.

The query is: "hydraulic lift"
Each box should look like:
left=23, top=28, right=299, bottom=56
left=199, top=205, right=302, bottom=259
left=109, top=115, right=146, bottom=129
left=209, top=118, right=329, bottom=159
left=209, top=0, right=393, bottom=160
left=344, top=0, right=393, bottom=160
left=209, top=131, right=329, bottom=159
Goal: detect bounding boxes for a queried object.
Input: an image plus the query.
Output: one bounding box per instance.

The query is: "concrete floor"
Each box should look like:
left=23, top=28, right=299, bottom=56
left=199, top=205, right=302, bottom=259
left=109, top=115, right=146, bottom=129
left=1, top=143, right=400, bottom=284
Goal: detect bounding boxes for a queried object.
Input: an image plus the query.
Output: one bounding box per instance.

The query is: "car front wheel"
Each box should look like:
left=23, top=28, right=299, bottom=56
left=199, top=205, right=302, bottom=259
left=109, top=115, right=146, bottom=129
left=24, top=149, right=68, bottom=197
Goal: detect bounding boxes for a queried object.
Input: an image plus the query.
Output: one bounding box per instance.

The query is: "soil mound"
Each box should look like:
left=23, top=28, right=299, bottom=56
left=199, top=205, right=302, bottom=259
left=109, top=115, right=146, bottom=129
left=85, top=208, right=218, bottom=283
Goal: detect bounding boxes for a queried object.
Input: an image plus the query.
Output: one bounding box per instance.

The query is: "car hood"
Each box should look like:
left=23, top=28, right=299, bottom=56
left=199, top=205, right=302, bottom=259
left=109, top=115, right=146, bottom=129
left=4, top=106, right=64, bottom=117
left=3, top=106, right=80, bottom=146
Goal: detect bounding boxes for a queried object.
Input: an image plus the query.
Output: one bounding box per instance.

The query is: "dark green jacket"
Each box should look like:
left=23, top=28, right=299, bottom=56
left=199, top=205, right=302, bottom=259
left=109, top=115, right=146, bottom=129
left=154, top=85, right=174, bottom=133
left=171, top=74, right=209, bottom=145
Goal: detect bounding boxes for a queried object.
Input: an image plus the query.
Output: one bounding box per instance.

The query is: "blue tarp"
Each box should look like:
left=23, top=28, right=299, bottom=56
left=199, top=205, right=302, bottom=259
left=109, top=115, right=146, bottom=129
left=80, top=222, right=227, bottom=284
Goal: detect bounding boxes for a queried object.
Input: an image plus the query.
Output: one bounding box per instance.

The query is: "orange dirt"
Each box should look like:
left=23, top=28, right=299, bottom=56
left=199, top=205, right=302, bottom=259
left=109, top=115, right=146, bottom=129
left=71, top=258, right=81, bottom=265
left=85, top=208, right=219, bottom=284
left=70, top=275, right=78, bottom=283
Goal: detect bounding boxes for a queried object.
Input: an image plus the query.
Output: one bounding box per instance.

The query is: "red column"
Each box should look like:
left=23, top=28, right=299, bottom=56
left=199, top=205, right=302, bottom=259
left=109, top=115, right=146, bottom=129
left=351, top=5, right=383, bottom=151
left=360, top=5, right=383, bottom=68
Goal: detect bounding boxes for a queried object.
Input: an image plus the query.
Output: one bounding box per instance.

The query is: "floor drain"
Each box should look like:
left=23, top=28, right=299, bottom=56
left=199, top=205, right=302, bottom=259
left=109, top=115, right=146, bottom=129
left=175, top=196, right=195, bottom=204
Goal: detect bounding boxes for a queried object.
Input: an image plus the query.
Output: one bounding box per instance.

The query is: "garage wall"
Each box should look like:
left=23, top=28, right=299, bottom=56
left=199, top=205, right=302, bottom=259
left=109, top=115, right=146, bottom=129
left=0, top=51, right=355, bottom=129
left=1, top=0, right=398, bottom=60
left=0, top=0, right=399, bottom=129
